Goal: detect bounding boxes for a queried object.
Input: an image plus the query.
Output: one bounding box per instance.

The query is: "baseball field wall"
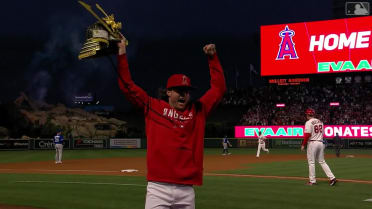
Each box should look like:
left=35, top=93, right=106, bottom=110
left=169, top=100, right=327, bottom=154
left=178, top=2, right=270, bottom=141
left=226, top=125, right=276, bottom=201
left=235, top=125, right=372, bottom=139
left=1, top=137, right=372, bottom=150
left=235, top=138, right=372, bottom=149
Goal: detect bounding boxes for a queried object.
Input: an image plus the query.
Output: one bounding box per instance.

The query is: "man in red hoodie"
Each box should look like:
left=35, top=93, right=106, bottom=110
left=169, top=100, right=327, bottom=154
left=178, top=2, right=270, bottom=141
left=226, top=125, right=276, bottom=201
left=117, top=36, right=226, bottom=209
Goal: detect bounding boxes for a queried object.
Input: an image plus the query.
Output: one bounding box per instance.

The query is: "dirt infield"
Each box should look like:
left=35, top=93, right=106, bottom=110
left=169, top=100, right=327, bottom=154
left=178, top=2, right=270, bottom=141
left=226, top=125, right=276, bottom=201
left=0, top=154, right=305, bottom=176
left=1, top=153, right=371, bottom=177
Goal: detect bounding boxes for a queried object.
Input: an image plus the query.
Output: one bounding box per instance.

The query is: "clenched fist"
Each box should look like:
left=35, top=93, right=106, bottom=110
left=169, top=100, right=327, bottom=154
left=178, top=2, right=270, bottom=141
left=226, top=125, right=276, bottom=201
left=117, top=33, right=127, bottom=55
left=203, top=44, right=216, bottom=56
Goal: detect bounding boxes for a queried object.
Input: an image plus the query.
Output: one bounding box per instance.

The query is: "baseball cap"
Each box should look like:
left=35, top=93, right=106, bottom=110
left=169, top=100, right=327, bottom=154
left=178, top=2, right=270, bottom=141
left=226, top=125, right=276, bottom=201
left=166, top=74, right=194, bottom=89
left=305, top=108, right=315, bottom=116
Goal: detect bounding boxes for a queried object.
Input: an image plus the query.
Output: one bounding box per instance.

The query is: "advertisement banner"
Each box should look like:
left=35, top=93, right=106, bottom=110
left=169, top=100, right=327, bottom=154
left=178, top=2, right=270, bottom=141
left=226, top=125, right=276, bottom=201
left=236, top=126, right=304, bottom=138
left=235, top=125, right=372, bottom=139
left=348, top=139, right=372, bottom=148
left=272, top=139, right=303, bottom=148
left=0, top=139, right=30, bottom=150
left=33, top=139, right=70, bottom=150
left=109, top=138, right=141, bottom=148
left=237, top=139, right=258, bottom=148
left=73, top=138, right=107, bottom=149
left=261, top=16, right=372, bottom=76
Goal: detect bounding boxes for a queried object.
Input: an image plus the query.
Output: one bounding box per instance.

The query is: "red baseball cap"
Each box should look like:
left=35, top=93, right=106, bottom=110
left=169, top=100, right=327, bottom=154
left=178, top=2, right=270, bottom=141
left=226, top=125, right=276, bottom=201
left=305, top=108, right=315, bottom=116
left=166, top=74, right=194, bottom=89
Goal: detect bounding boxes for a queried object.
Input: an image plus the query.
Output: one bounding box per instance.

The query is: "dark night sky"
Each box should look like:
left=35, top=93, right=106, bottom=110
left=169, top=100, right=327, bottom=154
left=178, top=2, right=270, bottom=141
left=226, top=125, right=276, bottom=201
left=0, top=0, right=334, bottom=111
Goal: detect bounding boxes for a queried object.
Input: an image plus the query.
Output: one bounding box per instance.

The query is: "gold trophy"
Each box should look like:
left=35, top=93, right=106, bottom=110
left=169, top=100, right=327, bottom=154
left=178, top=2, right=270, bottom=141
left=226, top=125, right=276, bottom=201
left=78, top=1, right=127, bottom=60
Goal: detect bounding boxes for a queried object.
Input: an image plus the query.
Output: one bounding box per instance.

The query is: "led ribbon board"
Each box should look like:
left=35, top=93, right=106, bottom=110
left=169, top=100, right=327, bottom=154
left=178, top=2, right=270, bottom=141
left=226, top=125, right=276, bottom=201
left=261, top=16, right=372, bottom=76
left=235, top=125, right=372, bottom=138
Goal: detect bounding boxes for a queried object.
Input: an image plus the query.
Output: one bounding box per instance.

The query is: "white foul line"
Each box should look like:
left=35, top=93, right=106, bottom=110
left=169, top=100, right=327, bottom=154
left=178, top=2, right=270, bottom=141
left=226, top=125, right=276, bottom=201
left=15, top=180, right=146, bottom=187
left=364, top=199, right=372, bottom=202
left=205, top=173, right=372, bottom=184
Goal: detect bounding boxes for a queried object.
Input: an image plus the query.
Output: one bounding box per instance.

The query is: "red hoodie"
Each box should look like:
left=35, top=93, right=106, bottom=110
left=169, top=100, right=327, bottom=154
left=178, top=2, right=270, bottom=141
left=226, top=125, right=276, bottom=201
left=117, top=53, right=226, bottom=185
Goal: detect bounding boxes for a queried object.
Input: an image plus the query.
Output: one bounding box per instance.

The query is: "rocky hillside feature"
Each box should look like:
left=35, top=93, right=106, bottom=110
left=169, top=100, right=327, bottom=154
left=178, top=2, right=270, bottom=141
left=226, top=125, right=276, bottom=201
left=0, top=93, right=127, bottom=139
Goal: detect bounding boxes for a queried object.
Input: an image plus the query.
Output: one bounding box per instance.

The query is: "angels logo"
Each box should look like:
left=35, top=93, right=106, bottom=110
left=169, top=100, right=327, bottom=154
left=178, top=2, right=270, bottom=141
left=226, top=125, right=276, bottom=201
left=276, top=25, right=299, bottom=60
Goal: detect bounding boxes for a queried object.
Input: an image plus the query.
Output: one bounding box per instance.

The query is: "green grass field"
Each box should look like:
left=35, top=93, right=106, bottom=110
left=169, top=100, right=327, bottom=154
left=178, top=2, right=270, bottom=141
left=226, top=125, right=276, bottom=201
left=0, top=148, right=371, bottom=209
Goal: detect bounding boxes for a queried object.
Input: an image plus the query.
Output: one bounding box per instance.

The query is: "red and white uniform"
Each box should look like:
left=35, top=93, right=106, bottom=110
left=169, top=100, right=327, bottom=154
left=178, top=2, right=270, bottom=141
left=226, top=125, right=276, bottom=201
left=303, top=118, right=335, bottom=183
left=118, top=53, right=226, bottom=208
left=256, top=133, right=269, bottom=157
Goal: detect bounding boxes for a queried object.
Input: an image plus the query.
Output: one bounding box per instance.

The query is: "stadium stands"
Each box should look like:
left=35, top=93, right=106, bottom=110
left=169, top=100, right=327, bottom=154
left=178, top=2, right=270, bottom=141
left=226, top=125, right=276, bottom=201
left=221, top=83, right=372, bottom=125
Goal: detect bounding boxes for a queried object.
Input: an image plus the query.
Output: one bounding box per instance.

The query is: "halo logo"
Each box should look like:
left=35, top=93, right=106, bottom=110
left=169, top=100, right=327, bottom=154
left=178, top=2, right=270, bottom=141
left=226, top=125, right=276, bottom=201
left=276, top=25, right=299, bottom=60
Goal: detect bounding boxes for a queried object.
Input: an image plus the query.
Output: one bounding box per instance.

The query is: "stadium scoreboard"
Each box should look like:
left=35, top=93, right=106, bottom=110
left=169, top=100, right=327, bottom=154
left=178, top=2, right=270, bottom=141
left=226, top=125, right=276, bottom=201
left=261, top=16, right=372, bottom=76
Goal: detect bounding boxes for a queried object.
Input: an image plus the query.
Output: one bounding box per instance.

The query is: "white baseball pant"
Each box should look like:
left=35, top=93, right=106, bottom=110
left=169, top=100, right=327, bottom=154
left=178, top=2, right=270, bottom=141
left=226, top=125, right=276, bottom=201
left=307, top=141, right=335, bottom=183
left=256, top=143, right=269, bottom=157
left=145, top=181, right=195, bottom=209
left=55, top=144, right=63, bottom=163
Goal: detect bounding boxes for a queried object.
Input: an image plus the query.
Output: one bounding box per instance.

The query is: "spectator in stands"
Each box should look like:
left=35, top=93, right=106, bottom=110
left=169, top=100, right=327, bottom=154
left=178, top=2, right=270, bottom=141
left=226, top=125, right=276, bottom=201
left=221, top=82, right=372, bottom=126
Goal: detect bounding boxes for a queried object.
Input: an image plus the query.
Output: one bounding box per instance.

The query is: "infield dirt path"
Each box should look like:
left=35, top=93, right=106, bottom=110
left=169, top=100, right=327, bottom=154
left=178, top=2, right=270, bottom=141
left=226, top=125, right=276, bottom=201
left=1, top=153, right=371, bottom=182
left=0, top=153, right=343, bottom=176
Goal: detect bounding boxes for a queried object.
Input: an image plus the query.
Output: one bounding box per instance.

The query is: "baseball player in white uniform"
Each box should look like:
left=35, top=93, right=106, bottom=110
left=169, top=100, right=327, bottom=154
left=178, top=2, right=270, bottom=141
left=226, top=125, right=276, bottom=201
left=256, top=131, right=269, bottom=157
left=301, top=108, right=337, bottom=186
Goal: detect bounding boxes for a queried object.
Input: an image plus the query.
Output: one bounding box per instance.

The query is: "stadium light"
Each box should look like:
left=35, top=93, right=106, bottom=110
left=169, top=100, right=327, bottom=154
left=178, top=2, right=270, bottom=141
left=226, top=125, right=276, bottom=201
left=330, top=102, right=340, bottom=106
left=276, top=103, right=285, bottom=107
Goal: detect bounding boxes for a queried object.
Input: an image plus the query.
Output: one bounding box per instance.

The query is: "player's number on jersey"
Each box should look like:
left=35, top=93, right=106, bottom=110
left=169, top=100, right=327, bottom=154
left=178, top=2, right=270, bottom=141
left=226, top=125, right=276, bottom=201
left=314, top=125, right=323, bottom=133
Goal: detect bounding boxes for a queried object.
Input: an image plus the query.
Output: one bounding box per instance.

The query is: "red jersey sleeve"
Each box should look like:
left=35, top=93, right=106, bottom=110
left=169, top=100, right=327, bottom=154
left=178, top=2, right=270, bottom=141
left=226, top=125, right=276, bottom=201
left=302, top=133, right=311, bottom=146
left=199, top=54, right=226, bottom=116
left=117, top=54, right=150, bottom=112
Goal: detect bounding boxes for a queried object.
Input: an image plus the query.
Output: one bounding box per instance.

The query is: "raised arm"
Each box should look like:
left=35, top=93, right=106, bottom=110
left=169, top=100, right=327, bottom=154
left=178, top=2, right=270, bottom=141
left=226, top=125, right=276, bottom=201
left=199, top=44, right=227, bottom=116
left=117, top=36, right=149, bottom=111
